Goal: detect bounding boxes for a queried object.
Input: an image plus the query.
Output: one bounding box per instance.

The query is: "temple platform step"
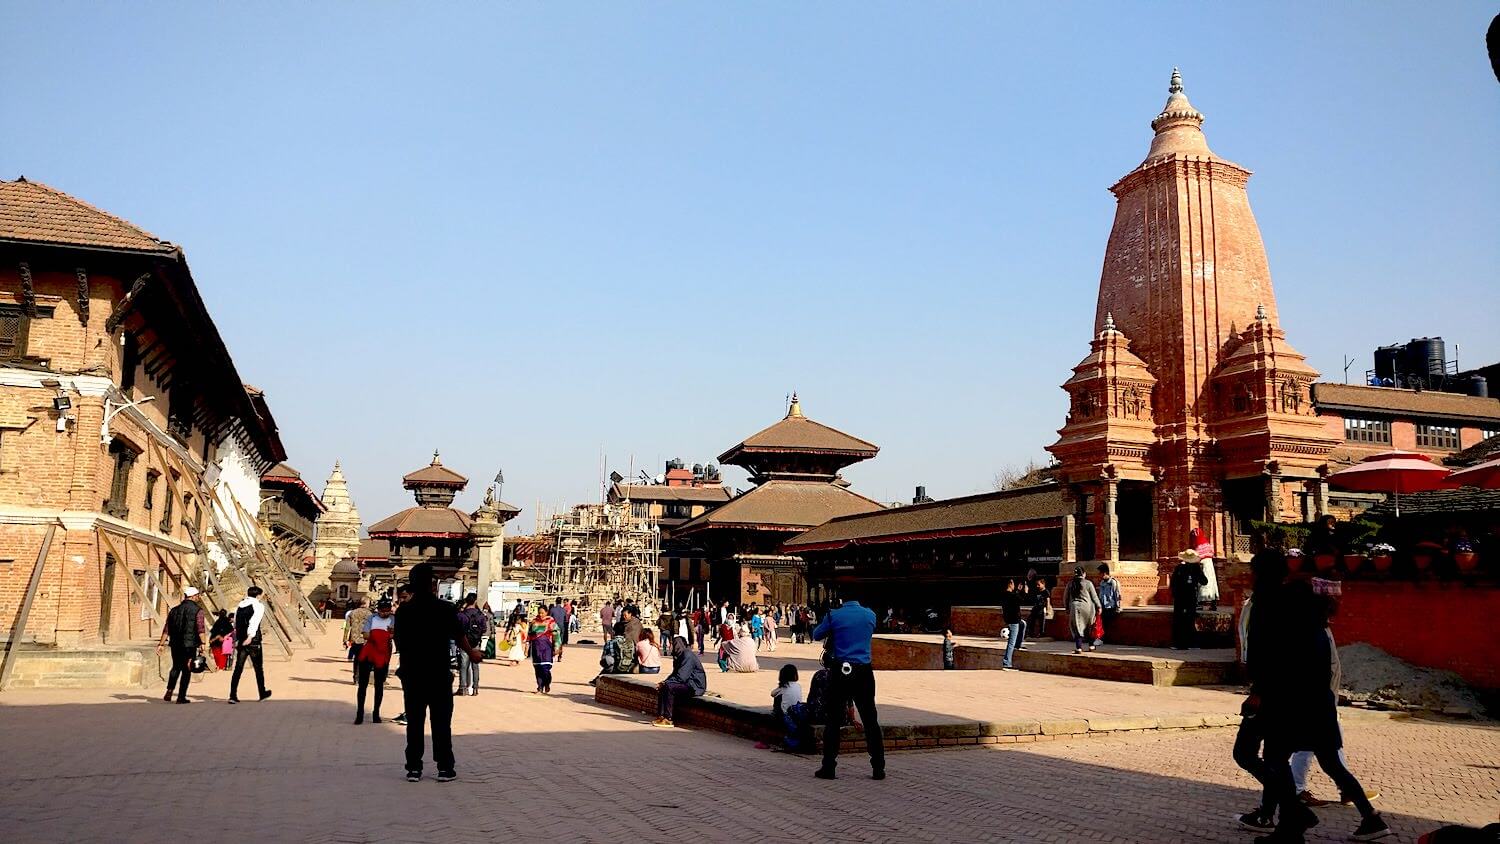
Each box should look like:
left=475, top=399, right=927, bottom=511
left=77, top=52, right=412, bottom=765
left=872, top=634, right=1239, bottom=686
left=948, top=604, right=1235, bottom=648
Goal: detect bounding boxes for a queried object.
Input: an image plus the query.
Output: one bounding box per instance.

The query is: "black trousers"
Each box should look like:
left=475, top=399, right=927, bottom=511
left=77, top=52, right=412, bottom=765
left=1172, top=603, right=1197, bottom=648
left=822, top=663, right=884, bottom=773
left=355, top=660, right=388, bottom=718
left=403, top=677, right=455, bottom=774
left=657, top=678, right=695, bottom=720
left=1232, top=712, right=1275, bottom=813
left=1263, top=739, right=1372, bottom=831
left=165, top=645, right=196, bottom=701
left=230, top=644, right=265, bottom=699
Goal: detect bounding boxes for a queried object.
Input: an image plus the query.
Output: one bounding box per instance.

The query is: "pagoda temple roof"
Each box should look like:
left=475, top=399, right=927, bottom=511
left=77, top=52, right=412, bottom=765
left=403, top=452, right=468, bottom=488
left=718, top=396, right=878, bottom=466
left=367, top=506, right=472, bottom=538
left=784, top=485, right=1067, bottom=552
left=674, top=479, right=885, bottom=535
left=260, top=462, right=326, bottom=513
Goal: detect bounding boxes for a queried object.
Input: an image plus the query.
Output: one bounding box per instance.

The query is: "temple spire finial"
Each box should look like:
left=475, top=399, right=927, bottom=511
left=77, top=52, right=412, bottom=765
left=1104, top=311, right=1117, bottom=332
left=1169, top=67, right=1183, bottom=94
left=431, top=449, right=442, bottom=465
left=787, top=392, right=803, bottom=418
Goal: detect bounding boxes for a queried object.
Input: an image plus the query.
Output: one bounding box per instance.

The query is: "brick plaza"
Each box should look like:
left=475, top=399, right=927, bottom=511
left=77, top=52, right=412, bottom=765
left=2, top=628, right=1496, bottom=843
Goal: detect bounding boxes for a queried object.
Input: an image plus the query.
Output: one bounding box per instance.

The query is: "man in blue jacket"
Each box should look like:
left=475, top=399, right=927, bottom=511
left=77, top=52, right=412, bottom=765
left=812, top=599, right=884, bottom=780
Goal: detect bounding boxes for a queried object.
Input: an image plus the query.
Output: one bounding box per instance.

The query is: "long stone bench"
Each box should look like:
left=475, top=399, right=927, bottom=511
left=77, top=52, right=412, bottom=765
left=594, top=674, right=1239, bottom=752
left=871, top=635, right=1239, bottom=686
left=1, top=643, right=156, bottom=689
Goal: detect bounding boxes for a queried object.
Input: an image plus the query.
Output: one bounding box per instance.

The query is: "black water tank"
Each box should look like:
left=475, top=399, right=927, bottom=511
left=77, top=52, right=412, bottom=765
left=1406, top=337, right=1446, bottom=378
left=1373, top=344, right=1401, bottom=382
left=1470, top=375, right=1490, bottom=398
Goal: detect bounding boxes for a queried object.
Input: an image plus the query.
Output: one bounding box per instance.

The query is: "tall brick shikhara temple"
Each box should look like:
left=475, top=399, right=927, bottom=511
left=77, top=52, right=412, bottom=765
left=1048, top=70, right=1338, bottom=584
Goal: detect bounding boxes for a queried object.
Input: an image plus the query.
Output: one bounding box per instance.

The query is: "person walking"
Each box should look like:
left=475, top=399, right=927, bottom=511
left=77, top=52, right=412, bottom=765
left=1171, top=550, right=1208, bottom=649
left=207, top=608, right=233, bottom=671
left=394, top=563, right=482, bottom=783
left=1000, top=578, right=1026, bottom=670
left=652, top=634, right=706, bottom=727
left=1095, top=564, right=1121, bottom=647
left=549, top=598, right=568, bottom=661
left=157, top=586, right=207, bottom=704
left=528, top=603, right=558, bottom=694
left=343, top=598, right=371, bottom=682
left=1233, top=549, right=1289, bottom=835
left=1066, top=567, right=1102, bottom=654
left=229, top=586, right=272, bottom=704
left=812, top=598, right=884, bottom=781
left=693, top=607, right=708, bottom=654
left=763, top=610, right=778, bottom=652
left=1255, top=582, right=1391, bottom=842
left=456, top=593, right=488, bottom=696
left=354, top=598, right=395, bottom=724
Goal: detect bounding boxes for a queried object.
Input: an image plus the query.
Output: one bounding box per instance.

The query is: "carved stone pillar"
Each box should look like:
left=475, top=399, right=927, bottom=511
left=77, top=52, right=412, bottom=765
left=1059, top=486, right=1079, bottom=563
left=1310, top=466, right=1330, bottom=519
left=1263, top=463, right=1282, bottom=523
left=1101, top=477, right=1120, bottom=562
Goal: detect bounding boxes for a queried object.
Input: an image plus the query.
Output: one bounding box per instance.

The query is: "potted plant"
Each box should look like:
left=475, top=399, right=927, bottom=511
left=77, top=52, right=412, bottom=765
left=1368, top=543, right=1395, bottom=572
left=1313, top=550, right=1339, bottom=572
left=1411, top=541, right=1443, bottom=573
left=1285, top=549, right=1305, bottom=573
left=1453, top=539, right=1479, bottom=572
left=1342, top=548, right=1367, bottom=573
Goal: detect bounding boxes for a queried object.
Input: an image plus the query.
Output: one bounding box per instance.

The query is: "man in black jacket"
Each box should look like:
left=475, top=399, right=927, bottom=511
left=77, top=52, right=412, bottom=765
left=394, top=563, right=482, bottom=783
left=229, top=586, right=272, bottom=703
left=1170, top=551, right=1208, bottom=649
left=157, top=586, right=206, bottom=704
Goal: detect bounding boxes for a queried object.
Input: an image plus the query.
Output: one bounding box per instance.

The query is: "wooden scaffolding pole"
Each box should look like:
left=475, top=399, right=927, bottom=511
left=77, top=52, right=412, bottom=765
left=0, top=523, right=58, bottom=691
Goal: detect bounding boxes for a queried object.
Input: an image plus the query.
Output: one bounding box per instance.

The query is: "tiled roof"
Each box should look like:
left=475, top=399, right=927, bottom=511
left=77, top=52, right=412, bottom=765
left=720, top=415, right=878, bottom=464
left=783, top=485, right=1068, bottom=550
left=1312, top=383, right=1500, bottom=424
left=1363, top=487, right=1500, bottom=518
left=675, top=480, right=886, bottom=534
left=403, top=459, right=468, bottom=487
left=1446, top=434, right=1500, bottom=468
left=356, top=538, right=390, bottom=560
left=609, top=483, right=733, bottom=504
left=367, top=507, right=472, bottom=536
left=262, top=462, right=301, bottom=481
left=0, top=178, right=174, bottom=253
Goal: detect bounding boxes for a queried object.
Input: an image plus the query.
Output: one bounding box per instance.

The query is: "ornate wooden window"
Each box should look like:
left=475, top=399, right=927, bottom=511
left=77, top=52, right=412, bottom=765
left=143, top=470, right=159, bottom=511
left=0, top=304, right=55, bottom=362
left=1415, top=424, right=1459, bottom=450
left=104, top=439, right=139, bottom=518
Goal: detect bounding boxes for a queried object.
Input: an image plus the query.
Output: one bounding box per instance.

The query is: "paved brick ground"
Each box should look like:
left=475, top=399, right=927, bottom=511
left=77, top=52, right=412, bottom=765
left=1, top=628, right=1495, bottom=843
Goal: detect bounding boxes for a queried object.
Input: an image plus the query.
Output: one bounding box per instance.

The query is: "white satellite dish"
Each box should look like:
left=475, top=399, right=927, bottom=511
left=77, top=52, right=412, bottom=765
left=654, top=474, right=665, bottom=484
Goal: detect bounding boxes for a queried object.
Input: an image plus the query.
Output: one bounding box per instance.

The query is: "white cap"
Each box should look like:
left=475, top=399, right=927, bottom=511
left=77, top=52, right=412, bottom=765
left=183, top=586, right=200, bottom=597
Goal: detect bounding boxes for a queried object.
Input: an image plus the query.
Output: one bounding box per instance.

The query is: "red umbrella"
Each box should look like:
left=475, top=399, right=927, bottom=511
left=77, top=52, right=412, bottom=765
left=1327, top=450, right=1457, bottom=516
left=1446, top=456, right=1500, bottom=490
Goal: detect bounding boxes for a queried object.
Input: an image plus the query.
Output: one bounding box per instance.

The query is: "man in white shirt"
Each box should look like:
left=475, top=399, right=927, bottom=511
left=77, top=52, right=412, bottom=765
left=229, top=586, right=272, bottom=704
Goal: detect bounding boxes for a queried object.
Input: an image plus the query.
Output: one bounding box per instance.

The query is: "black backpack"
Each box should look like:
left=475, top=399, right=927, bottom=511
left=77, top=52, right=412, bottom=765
left=463, top=608, right=488, bottom=643
left=235, top=603, right=256, bottom=643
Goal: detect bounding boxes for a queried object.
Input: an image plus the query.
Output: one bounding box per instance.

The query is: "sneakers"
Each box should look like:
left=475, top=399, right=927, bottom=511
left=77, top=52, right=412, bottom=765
left=436, top=770, right=456, bottom=783
left=405, top=770, right=421, bottom=783
left=650, top=718, right=673, bottom=728
left=175, top=699, right=191, bottom=704
left=1298, top=790, right=1330, bottom=807
left=872, top=767, right=886, bottom=781
left=1351, top=815, right=1392, bottom=841
left=259, top=690, right=273, bottom=701
left=813, top=767, right=836, bottom=780
left=392, top=713, right=407, bottom=725
left=1238, top=811, right=1275, bottom=832
left=372, top=715, right=382, bottom=724
left=227, top=698, right=238, bottom=704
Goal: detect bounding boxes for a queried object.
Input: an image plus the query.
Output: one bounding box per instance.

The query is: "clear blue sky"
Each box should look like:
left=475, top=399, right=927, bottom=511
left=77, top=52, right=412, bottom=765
left=5, top=3, right=1498, bottom=531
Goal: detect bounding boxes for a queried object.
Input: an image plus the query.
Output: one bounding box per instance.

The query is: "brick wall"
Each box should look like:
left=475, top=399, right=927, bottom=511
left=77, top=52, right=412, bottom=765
left=1330, top=581, right=1500, bottom=690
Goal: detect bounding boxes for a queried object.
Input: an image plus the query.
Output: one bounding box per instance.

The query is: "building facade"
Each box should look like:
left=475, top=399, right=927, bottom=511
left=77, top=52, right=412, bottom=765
left=0, top=178, right=284, bottom=667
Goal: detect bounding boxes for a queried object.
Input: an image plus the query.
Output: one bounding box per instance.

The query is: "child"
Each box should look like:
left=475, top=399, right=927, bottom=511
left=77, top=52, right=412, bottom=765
left=942, top=629, right=956, bottom=670
left=765, top=664, right=805, bottom=751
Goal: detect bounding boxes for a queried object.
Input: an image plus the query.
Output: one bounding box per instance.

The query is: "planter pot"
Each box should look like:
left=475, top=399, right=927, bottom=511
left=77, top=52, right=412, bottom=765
left=1287, top=554, right=1305, bottom=573
left=1313, top=553, right=1338, bottom=573
left=1343, top=554, right=1366, bottom=573
left=1371, top=554, right=1394, bottom=572
left=1412, top=553, right=1434, bottom=572
left=1454, top=551, right=1479, bottom=572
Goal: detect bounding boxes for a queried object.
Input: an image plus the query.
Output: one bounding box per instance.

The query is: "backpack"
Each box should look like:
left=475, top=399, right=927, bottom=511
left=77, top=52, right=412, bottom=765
left=463, top=608, right=488, bottom=643
left=599, top=639, right=620, bottom=672
left=234, top=603, right=255, bottom=643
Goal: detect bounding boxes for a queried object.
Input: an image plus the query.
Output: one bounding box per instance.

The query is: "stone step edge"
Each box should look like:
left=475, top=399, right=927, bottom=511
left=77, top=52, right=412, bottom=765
left=593, top=676, right=1239, bottom=750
